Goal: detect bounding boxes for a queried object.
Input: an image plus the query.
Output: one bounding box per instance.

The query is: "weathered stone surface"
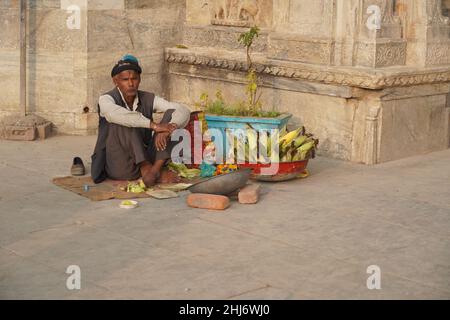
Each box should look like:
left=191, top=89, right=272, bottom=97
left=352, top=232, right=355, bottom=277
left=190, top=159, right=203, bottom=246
left=26, top=9, right=87, bottom=53
left=0, top=1, right=185, bottom=135
left=209, top=0, right=273, bottom=28
left=277, top=89, right=355, bottom=161
left=34, top=111, right=76, bottom=135
left=275, top=0, right=334, bottom=37
left=74, top=112, right=98, bottom=131
left=0, top=9, right=20, bottom=50
left=379, top=94, right=449, bottom=163
left=269, top=34, right=334, bottom=65
left=186, top=0, right=210, bottom=25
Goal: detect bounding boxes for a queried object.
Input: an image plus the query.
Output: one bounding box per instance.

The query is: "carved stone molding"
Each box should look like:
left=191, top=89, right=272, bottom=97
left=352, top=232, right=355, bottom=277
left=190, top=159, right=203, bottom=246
left=353, top=0, right=406, bottom=67
left=268, top=35, right=333, bottom=65
left=183, top=26, right=268, bottom=53
left=356, top=40, right=407, bottom=67
left=358, top=0, right=403, bottom=39
left=166, top=47, right=450, bottom=89
left=426, top=41, right=450, bottom=65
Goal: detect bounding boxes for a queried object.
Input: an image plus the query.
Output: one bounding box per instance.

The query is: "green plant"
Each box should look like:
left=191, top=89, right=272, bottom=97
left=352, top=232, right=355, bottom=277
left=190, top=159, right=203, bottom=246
left=196, top=26, right=281, bottom=118
left=239, top=26, right=262, bottom=115
left=195, top=89, right=280, bottom=118
left=238, top=26, right=260, bottom=70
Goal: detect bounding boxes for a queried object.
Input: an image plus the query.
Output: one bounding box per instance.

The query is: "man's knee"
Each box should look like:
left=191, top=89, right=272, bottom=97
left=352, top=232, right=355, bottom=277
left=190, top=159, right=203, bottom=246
left=108, top=123, right=143, bottom=142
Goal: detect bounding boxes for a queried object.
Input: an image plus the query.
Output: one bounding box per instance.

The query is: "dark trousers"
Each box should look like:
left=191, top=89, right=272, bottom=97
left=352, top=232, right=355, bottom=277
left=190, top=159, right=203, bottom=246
left=105, top=110, right=176, bottom=181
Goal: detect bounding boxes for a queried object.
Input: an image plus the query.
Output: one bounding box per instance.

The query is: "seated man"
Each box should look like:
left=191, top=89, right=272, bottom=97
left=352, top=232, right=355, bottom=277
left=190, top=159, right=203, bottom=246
left=91, top=54, right=191, bottom=186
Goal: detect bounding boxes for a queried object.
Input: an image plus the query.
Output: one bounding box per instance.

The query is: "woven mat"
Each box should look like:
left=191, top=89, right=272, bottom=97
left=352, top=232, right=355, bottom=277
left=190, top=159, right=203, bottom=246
left=52, top=176, right=151, bottom=201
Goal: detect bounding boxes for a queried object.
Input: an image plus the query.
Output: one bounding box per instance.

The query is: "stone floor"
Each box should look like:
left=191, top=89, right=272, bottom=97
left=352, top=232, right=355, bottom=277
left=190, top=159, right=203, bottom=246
left=0, top=135, right=449, bottom=300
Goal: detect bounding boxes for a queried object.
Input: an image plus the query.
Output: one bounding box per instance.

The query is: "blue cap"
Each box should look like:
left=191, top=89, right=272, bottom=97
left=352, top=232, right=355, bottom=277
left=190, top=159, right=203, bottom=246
left=122, top=54, right=139, bottom=65
left=111, top=54, right=142, bottom=77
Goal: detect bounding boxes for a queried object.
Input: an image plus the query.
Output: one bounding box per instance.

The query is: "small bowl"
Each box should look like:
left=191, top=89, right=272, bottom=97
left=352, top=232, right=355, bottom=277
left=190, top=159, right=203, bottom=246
left=120, top=200, right=138, bottom=209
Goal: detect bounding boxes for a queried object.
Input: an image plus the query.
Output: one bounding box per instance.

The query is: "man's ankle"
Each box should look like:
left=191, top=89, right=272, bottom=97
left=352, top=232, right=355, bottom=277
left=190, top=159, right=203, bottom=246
left=140, top=161, right=152, bottom=175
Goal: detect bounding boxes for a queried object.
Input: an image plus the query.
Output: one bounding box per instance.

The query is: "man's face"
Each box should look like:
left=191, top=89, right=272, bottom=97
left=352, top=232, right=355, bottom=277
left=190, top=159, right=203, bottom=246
left=113, top=70, right=141, bottom=98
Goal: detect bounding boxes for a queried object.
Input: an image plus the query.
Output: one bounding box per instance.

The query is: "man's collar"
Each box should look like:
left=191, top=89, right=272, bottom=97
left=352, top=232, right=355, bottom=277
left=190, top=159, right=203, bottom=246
left=117, top=87, right=139, bottom=111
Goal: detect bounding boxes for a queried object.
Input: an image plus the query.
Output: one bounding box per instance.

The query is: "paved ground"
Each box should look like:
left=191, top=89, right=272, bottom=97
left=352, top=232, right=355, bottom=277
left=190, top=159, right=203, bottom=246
left=0, top=135, right=449, bottom=300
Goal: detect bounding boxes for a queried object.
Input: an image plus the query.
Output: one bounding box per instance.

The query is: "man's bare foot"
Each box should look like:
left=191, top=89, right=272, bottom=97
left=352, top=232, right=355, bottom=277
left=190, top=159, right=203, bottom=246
left=142, top=171, right=159, bottom=187
left=158, top=169, right=181, bottom=184
left=140, top=161, right=157, bottom=187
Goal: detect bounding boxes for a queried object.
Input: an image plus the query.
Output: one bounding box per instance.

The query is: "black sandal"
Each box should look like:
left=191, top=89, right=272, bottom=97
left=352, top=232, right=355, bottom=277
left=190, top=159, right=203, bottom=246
left=71, top=157, right=86, bottom=176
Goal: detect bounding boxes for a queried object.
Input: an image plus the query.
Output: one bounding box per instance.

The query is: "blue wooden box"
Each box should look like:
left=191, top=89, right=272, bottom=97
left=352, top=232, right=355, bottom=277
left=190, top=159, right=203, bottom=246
left=204, top=113, right=292, bottom=162
left=205, top=113, right=292, bottom=131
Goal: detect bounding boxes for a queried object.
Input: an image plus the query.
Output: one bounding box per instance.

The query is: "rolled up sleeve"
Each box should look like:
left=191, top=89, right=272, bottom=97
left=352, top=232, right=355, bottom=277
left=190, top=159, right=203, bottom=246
left=153, top=96, right=191, bottom=129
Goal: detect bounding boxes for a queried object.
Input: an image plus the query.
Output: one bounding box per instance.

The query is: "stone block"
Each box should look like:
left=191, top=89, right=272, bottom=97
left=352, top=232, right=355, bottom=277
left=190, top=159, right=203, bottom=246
left=269, top=35, right=333, bottom=65
left=209, top=0, right=273, bottom=28
left=4, top=126, right=36, bottom=141
left=27, top=9, right=87, bottom=53
left=32, top=76, right=87, bottom=114
left=35, top=112, right=76, bottom=135
left=238, top=184, right=261, bottom=204
left=87, top=10, right=135, bottom=52
left=283, top=0, right=333, bottom=37
left=0, top=9, right=19, bottom=49
left=355, top=41, right=407, bottom=68
left=37, top=122, right=52, bottom=139
left=186, top=0, right=210, bottom=25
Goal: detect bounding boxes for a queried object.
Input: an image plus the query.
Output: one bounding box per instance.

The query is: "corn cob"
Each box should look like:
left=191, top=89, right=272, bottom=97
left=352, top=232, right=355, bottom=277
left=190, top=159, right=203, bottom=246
left=279, top=128, right=302, bottom=149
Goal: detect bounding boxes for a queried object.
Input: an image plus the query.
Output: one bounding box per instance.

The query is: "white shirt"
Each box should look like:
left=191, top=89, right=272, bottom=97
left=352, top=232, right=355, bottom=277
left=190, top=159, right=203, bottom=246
left=98, top=89, right=191, bottom=129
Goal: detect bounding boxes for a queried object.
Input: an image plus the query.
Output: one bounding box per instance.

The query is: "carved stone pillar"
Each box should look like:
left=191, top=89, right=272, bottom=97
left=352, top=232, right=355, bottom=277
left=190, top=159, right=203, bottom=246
left=354, top=0, right=407, bottom=67
left=364, top=105, right=381, bottom=165
left=399, top=0, right=450, bottom=66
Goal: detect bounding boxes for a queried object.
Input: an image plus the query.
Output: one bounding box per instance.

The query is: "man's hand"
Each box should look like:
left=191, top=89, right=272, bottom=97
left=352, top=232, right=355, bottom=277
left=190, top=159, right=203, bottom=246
left=151, top=122, right=177, bottom=134
left=155, top=132, right=171, bottom=151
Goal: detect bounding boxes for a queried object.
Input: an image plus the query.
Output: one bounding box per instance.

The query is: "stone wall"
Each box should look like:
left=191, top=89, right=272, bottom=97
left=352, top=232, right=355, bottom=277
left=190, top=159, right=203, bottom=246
left=166, top=0, right=450, bottom=164
left=0, top=0, right=185, bottom=134
left=0, top=0, right=88, bottom=134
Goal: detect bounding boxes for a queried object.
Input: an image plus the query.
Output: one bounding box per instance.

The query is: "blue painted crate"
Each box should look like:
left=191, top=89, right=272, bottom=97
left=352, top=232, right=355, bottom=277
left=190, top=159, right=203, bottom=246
left=205, top=113, right=292, bottom=131
left=204, top=113, right=292, bottom=163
